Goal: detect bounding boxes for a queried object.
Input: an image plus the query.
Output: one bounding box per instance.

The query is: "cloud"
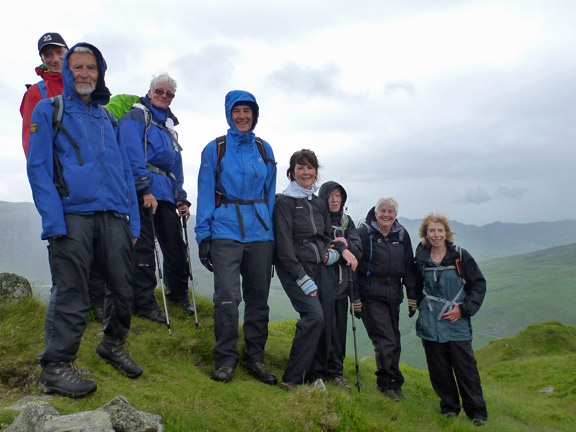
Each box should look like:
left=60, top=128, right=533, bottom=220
left=456, top=188, right=493, bottom=205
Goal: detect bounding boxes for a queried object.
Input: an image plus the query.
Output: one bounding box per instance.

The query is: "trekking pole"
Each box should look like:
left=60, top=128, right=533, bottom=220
left=182, top=216, right=199, bottom=328
left=150, top=209, right=172, bottom=336
left=349, top=272, right=361, bottom=392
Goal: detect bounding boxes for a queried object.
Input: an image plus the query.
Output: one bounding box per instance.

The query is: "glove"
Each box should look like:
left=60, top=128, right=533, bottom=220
left=408, top=298, right=417, bottom=318
left=199, top=237, right=213, bottom=272
left=296, top=274, right=318, bottom=295
left=352, top=300, right=362, bottom=318
left=323, top=248, right=340, bottom=266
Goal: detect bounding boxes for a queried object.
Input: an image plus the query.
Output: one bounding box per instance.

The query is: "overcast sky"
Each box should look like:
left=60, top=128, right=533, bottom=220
left=2, top=0, right=575, bottom=228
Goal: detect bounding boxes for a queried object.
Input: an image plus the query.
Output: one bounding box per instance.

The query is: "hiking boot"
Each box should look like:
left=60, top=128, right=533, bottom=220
left=243, top=362, right=278, bottom=385
left=472, top=418, right=486, bottom=427
left=135, top=309, right=166, bottom=323
left=443, top=412, right=458, bottom=418
left=310, top=378, right=326, bottom=391
left=174, top=299, right=196, bottom=316
left=92, top=305, right=105, bottom=322
left=327, top=376, right=351, bottom=391
left=378, top=386, right=400, bottom=402
left=280, top=381, right=298, bottom=391
left=96, top=338, right=143, bottom=378
left=395, top=388, right=408, bottom=400
left=211, top=366, right=235, bottom=383
left=39, top=362, right=97, bottom=398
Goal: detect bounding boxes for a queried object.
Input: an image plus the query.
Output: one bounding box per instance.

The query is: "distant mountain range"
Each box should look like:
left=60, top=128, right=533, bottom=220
left=3, top=200, right=575, bottom=284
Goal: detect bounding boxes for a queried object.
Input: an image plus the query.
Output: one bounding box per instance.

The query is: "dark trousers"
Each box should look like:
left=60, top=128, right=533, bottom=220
left=276, top=261, right=325, bottom=384
left=211, top=239, right=273, bottom=369
left=133, top=200, right=189, bottom=314
left=39, top=212, right=134, bottom=365
left=422, top=339, right=488, bottom=421
left=362, top=298, right=404, bottom=390
left=326, top=296, right=349, bottom=377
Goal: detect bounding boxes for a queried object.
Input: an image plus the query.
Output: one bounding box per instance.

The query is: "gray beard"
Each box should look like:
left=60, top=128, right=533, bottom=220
left=75, top=83, right=96, bottom=96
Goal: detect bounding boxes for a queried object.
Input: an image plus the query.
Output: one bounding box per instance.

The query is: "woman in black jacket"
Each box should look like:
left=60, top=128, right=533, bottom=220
left=273, top=149, right=340, bottom=390
left=355, top=197, right=417, bottom=401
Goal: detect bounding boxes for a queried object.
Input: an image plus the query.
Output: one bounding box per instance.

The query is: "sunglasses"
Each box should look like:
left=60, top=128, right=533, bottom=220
left=153, top=88, right=175, bottom=99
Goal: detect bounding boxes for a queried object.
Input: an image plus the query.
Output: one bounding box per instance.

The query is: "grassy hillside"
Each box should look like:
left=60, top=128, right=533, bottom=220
left=1, top=297, right=575, bottom=431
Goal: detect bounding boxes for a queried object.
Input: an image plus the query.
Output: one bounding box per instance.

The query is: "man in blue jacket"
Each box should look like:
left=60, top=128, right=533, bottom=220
left=27, top=42, right=142, bottom=398
left=195, top=90, right=277, bottom=384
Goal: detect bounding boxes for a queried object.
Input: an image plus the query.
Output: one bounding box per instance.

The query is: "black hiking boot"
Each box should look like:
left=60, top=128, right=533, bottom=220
left=210, top=366, right=235, bottom=383
left=39, top=362, right=97, bottom=398
left=243, top=362, right=278, bottom=385
left=173, top=299, right=196, bottom=316
left=96, top=337, right=143, bottom=378
left=135, top=309, right=166, bottom=323
left=378, top=386, right=400, bottom=402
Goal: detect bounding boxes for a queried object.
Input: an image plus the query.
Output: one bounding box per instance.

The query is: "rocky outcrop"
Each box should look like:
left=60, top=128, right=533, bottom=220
left=2, top=396, right=163, bottom=432
left=0, top=273, right=33, bottom=302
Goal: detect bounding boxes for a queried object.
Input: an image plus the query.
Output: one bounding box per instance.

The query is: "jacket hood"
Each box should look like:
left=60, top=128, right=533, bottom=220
left=62, top=42, right=111, bottom=106
left=319, top=181, right=348, bottom=223
left=225, top=90, right=259, bottom=132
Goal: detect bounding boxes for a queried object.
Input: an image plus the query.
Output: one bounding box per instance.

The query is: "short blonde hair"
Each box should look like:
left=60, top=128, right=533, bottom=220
left=419, top=213, right=455, bottom=247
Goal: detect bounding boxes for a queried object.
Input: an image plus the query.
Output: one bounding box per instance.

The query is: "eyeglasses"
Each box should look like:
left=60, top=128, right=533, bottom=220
left=153, top=88, right=175, bottom=99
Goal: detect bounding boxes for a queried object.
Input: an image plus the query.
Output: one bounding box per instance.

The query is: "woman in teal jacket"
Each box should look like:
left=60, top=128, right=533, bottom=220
left=195, top=90, right=277, bottom=384
left=414, top=213, right=488, bottom=426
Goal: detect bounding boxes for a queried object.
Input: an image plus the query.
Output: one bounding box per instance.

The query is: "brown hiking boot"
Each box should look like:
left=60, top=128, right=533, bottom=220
left=243, top=362, right=277, bottom=385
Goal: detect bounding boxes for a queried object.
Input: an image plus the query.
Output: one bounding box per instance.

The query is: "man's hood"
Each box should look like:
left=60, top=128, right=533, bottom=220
left=62, top=42, right=111, bottom=105
left=225, top=90, right=259, bottom=133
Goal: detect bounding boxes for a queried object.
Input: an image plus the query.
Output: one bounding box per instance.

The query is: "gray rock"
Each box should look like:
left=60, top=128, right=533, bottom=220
left=99, top=396, right=163, bottom=432
left=3, top=396, right=163, bottom=432
left=0, top=273, right=33, bottom=302
left=5, top=400, right=59, bottom=432
left=43, top=411, right=114, bottom=432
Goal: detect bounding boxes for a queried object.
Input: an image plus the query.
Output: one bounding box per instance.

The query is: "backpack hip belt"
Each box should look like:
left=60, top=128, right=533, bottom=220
left=221, top=197, right=269, bottom=240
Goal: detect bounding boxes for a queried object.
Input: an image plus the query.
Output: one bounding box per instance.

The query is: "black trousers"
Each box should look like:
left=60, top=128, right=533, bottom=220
left=133, top=200, right=189, bottom=314
left=326, top=296, right=349, bottom=377
left=39, top=212, right=134, bottom=365
left=276, top=261, right=327, bottom=384
left=211, top=239, right=273, bottom=369
left=361, top=298, right=404, bottom=390
left=422, top=339, right=488, bottom=421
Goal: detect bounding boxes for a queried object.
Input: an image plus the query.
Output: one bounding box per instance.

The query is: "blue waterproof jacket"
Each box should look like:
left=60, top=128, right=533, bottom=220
left=27, top=42, right=140, bottom=240
left=119, top=95, right=187, bottom=203
left=195, top=90, right=276, bottom=244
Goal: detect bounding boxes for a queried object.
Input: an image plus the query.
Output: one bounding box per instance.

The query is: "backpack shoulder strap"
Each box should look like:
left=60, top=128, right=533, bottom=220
left=50, top=95, right=83, bottom=166
left=255, top=137, right=276, bottom=165
left=398, top=227, right=405, bottom=242
left=215, top=136, right=227, bottom=207
left=37, top=81, right=47, bottom=99
left=101, top=106, right=117, bottom=128
left=341, top=213, right=349, bottom=233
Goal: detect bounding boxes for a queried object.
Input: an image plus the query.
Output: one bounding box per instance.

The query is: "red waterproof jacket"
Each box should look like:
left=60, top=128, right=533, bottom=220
left=19, top=66, right=64, bottom=157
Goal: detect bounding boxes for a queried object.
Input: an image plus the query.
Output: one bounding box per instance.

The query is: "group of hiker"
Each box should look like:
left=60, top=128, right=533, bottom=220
left=21, top=33, right=488, bottom=427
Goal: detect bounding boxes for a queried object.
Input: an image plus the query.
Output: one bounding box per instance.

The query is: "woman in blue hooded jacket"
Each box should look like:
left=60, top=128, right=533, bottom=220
left=195, top=90, right=277, bottom=385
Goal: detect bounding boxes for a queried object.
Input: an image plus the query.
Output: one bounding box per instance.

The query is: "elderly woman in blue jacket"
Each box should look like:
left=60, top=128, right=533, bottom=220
left=414, top=213, right=488, bottom=426
left=195, top=90, right=277, bottom=385
left=120, top=73, right=194, bottom=323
